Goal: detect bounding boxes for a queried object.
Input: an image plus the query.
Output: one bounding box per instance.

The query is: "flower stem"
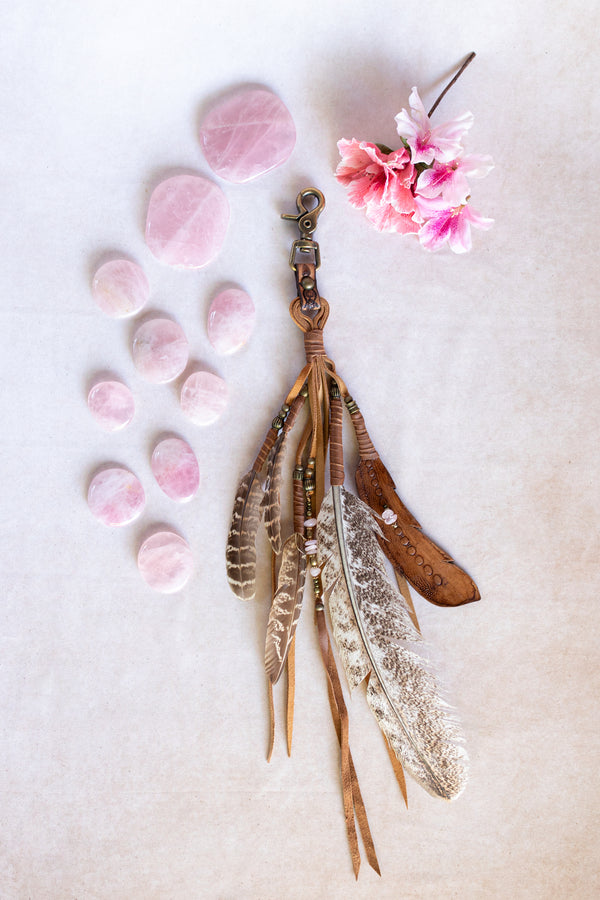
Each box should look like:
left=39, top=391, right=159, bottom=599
left=427, top=52, right=476, bottom=118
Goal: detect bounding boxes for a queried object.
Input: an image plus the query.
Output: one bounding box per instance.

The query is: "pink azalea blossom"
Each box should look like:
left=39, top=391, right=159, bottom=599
left=335, top=139, right=417, bottom=232
left=417, top=202, right=494, bottom=254
left=416, top=153, right=494, bottom=206
left=395, top=87, right=473, bottom=165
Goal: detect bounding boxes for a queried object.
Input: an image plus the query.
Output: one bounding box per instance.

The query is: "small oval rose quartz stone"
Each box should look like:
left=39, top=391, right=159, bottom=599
left=91, top=259, right=149, bottom=318
left=207, top=288, right=255, bottom=355
left=199, top=88, right=296, bottom=183
left=145, top=174, right=229, bottom=268
left=137, top=531, right=194, bottom=593
left=180, top=371, right=228, bottom=425
left=132, top=318, right=189, bottom=383
left=151, top=437, right=200, bottom=502
left=87, top=467, right=145, bottom=526
left=87, top=380, right=135, bottom=431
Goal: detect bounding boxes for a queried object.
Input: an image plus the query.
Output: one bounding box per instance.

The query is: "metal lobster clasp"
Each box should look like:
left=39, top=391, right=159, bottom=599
left=282, top=188, right=325, bottom=272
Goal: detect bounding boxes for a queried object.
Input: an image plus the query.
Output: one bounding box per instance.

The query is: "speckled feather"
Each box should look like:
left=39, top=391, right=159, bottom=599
left=317, top=486, right=468, bottom=800
left=264, top=532, right=307, bottom=684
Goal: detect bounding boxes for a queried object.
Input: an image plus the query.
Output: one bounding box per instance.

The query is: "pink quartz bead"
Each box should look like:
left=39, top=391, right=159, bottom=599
left=145, top=174, right=229, bottom=268
left=381, top=508, right=398, bottom=525
left=87, top=380, right=135, bottom=431
left=151, top=437, right=200, bottom=502
left=180, top=371, right=228, bottom=425
left=87, top=467, right=145, bottom=527
left=207, top=288, right=255, bottom=355
left=132, top=318, right=189, bottom=383
left=137, top=531, right=194, bottom=593
left=199, top=88, right=296, bottom=183
left=91, top=259, right=149, bottom=318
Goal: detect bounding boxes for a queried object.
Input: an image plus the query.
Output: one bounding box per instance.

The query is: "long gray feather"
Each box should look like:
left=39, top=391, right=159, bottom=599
left=317, top=485, right=468, bottom=800
left=226, top=470, right=263, bottom=600
left=264, top=533, right=307, bottom=684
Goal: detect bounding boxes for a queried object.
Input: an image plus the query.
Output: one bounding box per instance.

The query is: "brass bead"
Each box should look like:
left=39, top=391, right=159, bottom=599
left=329, top=382, right=340, bottom=399
left=301, top=275, right=315, bottom=291
left=271, top=415, right=283, bottom=429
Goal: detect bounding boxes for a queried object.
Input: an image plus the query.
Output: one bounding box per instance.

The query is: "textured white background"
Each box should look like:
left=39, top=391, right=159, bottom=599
left=1, top=1, right=598, bottom=897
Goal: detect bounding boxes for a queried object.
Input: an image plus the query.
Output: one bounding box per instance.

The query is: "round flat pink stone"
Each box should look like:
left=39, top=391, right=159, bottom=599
left=151, top=437, right=200, bottom=502
left=180, top=371, right=228, bottom=425
left=132, top=318, right=189, bottom=383
left=87, top=380, right=135, bottom=431
left=137, top=531, right=194, bottom=593
left=88, top=467, right=145, bottom=526
left=200, top=88, right=296, bottom=183
left=207, top=288, right=255, bottom=355
left=145, top=174, right=229, bottom=268
left=91, top=259, right=149, bottom=318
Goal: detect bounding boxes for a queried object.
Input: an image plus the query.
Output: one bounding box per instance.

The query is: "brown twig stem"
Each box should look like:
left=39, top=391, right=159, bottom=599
left=427, top=51, right=476, bottom=118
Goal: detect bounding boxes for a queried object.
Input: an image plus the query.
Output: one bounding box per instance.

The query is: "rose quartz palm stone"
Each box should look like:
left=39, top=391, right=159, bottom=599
left=132, top=318, right=189, bottom=383
left=207, top=288, right=255, bottom=355
left=145, top=174, right=229, bottom=268
left=137, top=531, right=194, bottom=593
left=199, top=88, right=296, bottom=183
left=92, top=259, right=149, bottom=318
left=88, top=467, right=145, bottom=526
left=151, top=437, right=200, bottom=502
left=180, top=371, right=228, bottom=425
left=87, top=380, right=135, bottom=431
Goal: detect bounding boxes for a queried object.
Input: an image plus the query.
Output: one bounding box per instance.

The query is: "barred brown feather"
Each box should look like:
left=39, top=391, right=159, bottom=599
left=226, top=470, right=263, bottom=601
left=264, top=533, right=307, bottom=683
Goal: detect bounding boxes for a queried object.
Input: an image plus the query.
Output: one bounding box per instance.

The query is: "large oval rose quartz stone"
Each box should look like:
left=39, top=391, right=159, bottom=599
left=132, top=318, right=189, bottom=383
left=87, top=467, right=145, bottom=526
left=151, top=437, right=200, bottom=502
left=92, top=259, right=149, bottom=318
left=207, top=288, right=255, bottom=355
left=87, top=380, right=135, bottom=431
left=137, top=531, right=194, bottom=593
left=199, top=88, right=296, bottom=183
left=180, top=371, right=228, bottom=425
left=145, top=174, right=229, bottom=268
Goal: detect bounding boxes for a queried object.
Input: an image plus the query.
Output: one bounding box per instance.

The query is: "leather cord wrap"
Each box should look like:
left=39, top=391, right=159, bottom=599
left=316, top=608, right=380, bottom=879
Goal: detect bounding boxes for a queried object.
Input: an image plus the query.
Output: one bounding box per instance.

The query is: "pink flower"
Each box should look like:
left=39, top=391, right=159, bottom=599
left=416, top=153, right=494, bottom=206
left=417, top=201, right=494, bottom=253
left=335, top=139, right=417, bottom=232
left=395, top=87, right=473, bottom=165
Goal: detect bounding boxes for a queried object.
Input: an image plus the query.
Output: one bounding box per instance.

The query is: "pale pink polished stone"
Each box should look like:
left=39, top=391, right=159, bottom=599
left=180, top=371, right=228, bottom=425
left=87, top=380, right=135, bottom=431
left=91, top=259, right=149, bottom=318
left=151, top=437, right=200, bottom=502
left=137, top=531, right=194, bottom=593
left=87, top=467, right=145, bottom=527
left=199, top=88, right=296, bottom=183
left=132, top=318, right=189, bottom=383
left=207, top=288, right=255, bottom=355
left=145, top=174, right=229, bottom=268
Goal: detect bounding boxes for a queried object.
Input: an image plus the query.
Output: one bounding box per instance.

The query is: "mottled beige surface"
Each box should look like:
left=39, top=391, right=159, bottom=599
left=1, top=1, right=598, bottom=897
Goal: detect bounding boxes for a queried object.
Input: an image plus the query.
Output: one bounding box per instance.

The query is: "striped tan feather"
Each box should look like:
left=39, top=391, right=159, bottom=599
left=264, top=533, right=307, bottom=683
left=226, top=470, right=264, bottom=600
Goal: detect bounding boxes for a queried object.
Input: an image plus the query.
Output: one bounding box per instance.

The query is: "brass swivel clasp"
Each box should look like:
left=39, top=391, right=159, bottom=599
left=282, top=188, right=325, bottom=272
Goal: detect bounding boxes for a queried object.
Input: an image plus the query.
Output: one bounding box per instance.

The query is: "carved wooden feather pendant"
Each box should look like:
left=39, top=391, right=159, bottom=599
left=226, top=188, right=480, bottom=877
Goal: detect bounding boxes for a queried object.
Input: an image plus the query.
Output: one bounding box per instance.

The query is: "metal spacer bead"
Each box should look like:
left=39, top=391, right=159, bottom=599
left=304, top=480, right=315, bottom=493
left=300, top=385, right=309, bottom=398
left=293, top=465, right=304, bottom=481
left=271, top=415, right=284, bottom=430
left=315, top=600, right=324, bottom=611
left=329, top=382, right=340, bottom=399
left=281, top=403, right=290, bottom=413
left=345, top=396, right=359, bottom=415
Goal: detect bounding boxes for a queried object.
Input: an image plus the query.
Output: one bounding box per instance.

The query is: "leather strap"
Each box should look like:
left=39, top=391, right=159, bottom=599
left=316, top=608, right=380, bottom=878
